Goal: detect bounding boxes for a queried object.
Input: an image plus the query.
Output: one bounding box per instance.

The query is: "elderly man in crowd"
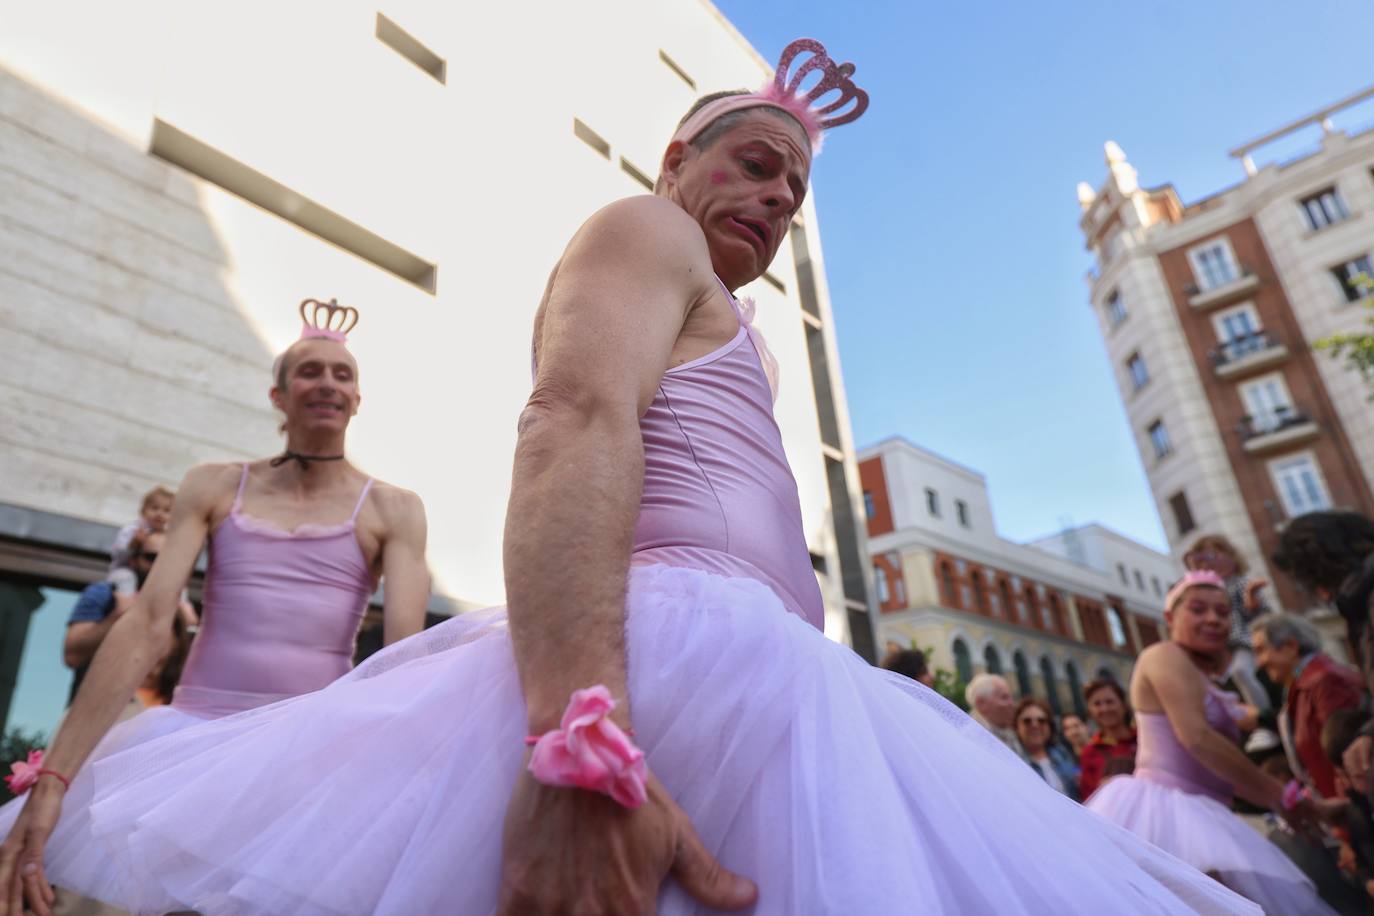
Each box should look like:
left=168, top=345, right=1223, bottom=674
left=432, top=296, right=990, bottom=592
left=1253, top=612, right=1364, bottom=799
left=965, top=673, right=1025, bottom=758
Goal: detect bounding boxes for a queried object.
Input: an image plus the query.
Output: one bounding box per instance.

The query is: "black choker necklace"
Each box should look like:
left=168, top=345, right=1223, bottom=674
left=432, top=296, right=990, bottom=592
left=270, top=451, right=346, bottom=470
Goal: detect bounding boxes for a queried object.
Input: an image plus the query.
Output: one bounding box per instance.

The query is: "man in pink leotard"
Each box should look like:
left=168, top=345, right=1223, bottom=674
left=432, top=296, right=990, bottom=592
left=0, top=302, right=430, bottom=910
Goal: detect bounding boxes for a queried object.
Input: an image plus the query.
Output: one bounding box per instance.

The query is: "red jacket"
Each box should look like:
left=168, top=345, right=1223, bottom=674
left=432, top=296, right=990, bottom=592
left=1287, top=653, right=1364, bottom=798
left=1078, top=728, right=1138, bottom=801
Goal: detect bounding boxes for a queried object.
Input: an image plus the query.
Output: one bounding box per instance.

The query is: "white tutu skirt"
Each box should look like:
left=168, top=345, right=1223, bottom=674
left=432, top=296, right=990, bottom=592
left=1087, top=775, right=1335, bottom=914
left=17, top=565, right=1255, bottom=915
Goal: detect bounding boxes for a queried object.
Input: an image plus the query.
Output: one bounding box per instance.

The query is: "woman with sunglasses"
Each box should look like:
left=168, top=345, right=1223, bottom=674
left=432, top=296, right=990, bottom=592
left=1015, top=697, right=1080, bottom=800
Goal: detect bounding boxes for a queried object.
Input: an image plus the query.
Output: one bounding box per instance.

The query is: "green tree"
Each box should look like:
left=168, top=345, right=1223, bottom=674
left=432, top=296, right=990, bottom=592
left=915, top=642, right=969, bottom=711
left=1314, top=272, right=1374, bottom=396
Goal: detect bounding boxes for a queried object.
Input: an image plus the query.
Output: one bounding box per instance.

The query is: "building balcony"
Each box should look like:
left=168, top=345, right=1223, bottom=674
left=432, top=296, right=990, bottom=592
left=1238, top=406, right=1320, bottom=454
left=1186, top=267, right=1261, bottom=311
left=1209, top=330, right=1289, bottom=380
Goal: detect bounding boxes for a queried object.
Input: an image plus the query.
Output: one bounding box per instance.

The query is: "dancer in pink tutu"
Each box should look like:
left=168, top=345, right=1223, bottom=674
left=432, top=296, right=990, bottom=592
left=1087, top=570, right=1344, bottom=913
left=1, top=41, right=1253, bottom=916
left=0, top=300, right=430, bottom=913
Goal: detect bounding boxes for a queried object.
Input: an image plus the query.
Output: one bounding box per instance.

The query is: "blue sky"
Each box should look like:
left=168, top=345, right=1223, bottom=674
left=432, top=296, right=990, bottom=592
left=714, top=0, right=1374, bottom=551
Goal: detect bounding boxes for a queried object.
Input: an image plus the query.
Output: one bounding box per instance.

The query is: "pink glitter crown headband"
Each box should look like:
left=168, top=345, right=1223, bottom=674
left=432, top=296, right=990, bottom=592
left=1165, top=570, right=1226, bottom=611
left=271, top=298, right=358, bottom=384
left=298, top=297, right=358, bottom=343
left=670, top=37, right=869, bottom=153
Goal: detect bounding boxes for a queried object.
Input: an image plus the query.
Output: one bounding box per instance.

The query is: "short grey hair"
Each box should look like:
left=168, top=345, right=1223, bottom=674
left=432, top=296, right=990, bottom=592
left=1254, top=613, right=1323, bottom=656
left=965, top=673, right=1009, bottom=708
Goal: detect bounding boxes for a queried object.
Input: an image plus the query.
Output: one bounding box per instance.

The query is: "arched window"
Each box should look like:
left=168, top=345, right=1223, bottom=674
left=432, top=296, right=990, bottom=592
left=1097, top=666, right=1116, bottom=684
left=1040, top=656, right=1061, bottom=714
left=983, top=644, right=1003, bottom=675
left=1066, top=661, right=1086, bottom=718
left=939, top=562, right=958, bottom=608
left=952, top=638, right=974, bottom=684
left=1106, top=608, right=1128, bottom=649
left=971, top=572, right=989, bottom=615
left=1013, top=650, right=1032, bottom=697
left=874, top=566, right=890, bottom=604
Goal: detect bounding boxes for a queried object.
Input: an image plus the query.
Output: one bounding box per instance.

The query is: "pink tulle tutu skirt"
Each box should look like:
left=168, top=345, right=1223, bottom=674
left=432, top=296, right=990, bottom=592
left=1087, top=774, right=1335, bottom=914
left=5, top=565, right=1256, bottom=914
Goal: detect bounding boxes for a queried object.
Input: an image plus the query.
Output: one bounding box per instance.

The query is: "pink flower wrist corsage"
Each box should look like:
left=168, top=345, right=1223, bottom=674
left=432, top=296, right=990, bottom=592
left=1281, top=779, right=1310, bottom=811
left=525, top=685, right=648, bottom=809
left=4, top=750, right=68, bottom=795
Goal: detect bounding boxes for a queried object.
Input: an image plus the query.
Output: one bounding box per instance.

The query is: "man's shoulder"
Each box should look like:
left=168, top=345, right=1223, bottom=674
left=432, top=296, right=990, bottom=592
left=69, top=580, right=116, bottom=623
left=575, top=196, right=711, bottom=268
left=365, top=480, right=425, bottom=529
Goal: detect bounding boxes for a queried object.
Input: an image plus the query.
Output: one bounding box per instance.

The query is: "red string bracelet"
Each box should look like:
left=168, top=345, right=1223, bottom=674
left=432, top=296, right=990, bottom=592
left=37, top=769, right=70, bottom=792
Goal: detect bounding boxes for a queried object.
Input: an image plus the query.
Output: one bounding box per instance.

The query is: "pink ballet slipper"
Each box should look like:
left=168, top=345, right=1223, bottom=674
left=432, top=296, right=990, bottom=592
left=525, top=686, right=647, bottom=809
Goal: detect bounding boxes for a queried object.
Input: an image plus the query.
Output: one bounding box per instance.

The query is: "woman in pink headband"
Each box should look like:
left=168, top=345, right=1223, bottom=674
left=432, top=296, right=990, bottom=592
left=1087, top=571, right=1345, bottom=912
left=0, top=42, right=1252, bottom=915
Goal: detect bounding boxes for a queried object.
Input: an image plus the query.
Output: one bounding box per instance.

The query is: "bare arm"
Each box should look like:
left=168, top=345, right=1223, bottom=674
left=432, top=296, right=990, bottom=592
left=0, top=464, right=224, bottom=915
left=1146, top=644, right=1283, bottom=810
left=379, top=489, right=429, bottom=646
left=504, top=197, right=706, bottom=731
left=496, top=198, right=754, bottom=915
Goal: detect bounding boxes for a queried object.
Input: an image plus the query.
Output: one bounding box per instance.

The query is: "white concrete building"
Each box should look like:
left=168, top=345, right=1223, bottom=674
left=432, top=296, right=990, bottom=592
left=1077, top=86, right=1374, bottom=613
left=860, top=437, right=1175, bottom=714
left=0, top=0, right=875, bottom=737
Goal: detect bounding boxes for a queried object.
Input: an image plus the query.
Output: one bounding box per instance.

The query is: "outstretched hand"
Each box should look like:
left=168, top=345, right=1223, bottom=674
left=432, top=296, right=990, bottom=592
left=498, top=770, right=757, bottom=915
left=0, top=781, right=64, bottom=916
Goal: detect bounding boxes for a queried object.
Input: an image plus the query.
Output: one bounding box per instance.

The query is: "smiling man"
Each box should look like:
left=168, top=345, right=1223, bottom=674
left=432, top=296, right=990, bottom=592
left=0, top=302, right=431, bottom=915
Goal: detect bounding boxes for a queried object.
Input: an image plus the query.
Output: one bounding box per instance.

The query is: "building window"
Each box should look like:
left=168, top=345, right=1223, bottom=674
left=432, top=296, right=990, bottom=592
left=1189, top=239, right=1239, bottom=290
left=939, top=562, right=958, bottom=607
left=983, top=644, right=1003, bottom=675
left=1126, top=352, right=1149, bottom=391
left=1134, top=569, right=1145, bottom=591
left=1147, top=419, right=1173, bottom=460
left=1116, top=562, right=1128, bottom=585
left=375, top=13, right=447, bottom=84
left=874, top=566, right=890, bottom=604
left=999, top=579, right=1016, bottom=620
left=1048, top=592, right=1066, bottom=633
left=1269, top=454, right=1332, bottom=518
left=1169, top=490, right=1196, bottom=536
left=573, top=118, right=611, bottom=159
left=1151, top=576, right=1162, bottom=597
left=863, top=490, right=876, bottom=519
left=1213, top=302, right=1261, bottom=349
left=1013, top=651, right=1033, bottom=696
left=893, top=578, right=906, bottom=606
left=1240, top=374, right=1294, bottom=434
left=1104, top=289, right=1127, bottom=327
left=1040, top=656, right=1061, bottom=714
left=1332, top=255, right=1374, bottom=302
left=619, top=157, right=653, bottom=191
left=1106, top=608, right=1129, bottom=649
left=658, top=49, right=696, bottom=89
left=955, top=499, right=970, bottom=528
left=971, top=572, right=989, bottom=614
left=925, top=488, right=940, bottom=518
left=1300, top=187, right=1349, bottom=231
left=952, top=638, right=974, bottom=684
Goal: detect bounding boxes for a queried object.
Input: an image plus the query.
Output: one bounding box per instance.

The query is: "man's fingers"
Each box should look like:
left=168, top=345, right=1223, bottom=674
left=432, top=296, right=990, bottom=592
left=670, top=818, right=756, bottom=911
left=21, top=861, right=53, bottom=916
